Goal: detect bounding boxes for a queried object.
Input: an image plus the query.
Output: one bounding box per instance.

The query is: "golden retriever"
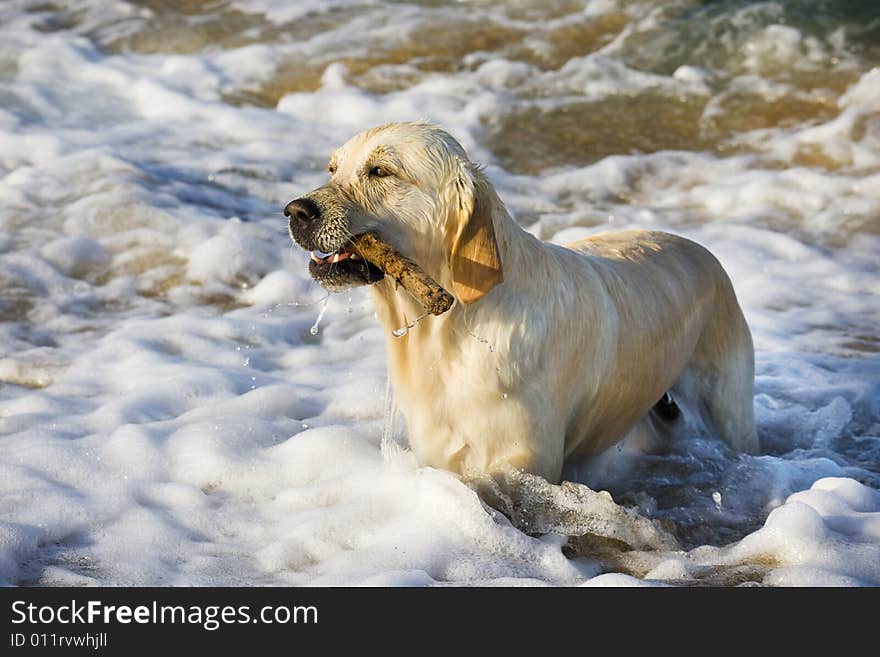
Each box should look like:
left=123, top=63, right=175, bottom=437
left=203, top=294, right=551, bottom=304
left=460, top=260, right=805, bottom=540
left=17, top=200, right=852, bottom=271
left=285, top=122, right=758, bottom=485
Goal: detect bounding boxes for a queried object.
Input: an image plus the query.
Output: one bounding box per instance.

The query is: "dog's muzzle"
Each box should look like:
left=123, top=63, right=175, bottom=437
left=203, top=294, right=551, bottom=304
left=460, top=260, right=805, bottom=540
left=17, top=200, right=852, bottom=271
left=284, top=196, right=384, bottom=292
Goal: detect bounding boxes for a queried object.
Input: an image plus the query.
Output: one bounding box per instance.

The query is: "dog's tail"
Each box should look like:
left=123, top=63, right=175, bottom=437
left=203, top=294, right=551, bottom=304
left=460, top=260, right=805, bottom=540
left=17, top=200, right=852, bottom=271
left=653, top=392, right=680, bottom=422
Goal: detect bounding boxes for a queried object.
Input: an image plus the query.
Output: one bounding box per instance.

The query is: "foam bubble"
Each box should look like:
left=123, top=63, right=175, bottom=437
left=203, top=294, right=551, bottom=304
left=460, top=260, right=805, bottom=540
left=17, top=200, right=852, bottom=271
left=41, top=237, right=111, bottom=279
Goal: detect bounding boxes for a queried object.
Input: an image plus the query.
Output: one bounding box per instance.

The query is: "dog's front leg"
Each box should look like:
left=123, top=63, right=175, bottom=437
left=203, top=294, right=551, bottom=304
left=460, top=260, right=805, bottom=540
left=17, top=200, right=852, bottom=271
left=465, top=468, right=679, bottom=552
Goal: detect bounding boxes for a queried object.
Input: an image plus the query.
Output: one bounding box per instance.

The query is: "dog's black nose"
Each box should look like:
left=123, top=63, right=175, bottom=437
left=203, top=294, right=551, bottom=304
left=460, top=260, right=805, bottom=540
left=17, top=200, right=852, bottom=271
left=284, top=197, right=321, bottom=230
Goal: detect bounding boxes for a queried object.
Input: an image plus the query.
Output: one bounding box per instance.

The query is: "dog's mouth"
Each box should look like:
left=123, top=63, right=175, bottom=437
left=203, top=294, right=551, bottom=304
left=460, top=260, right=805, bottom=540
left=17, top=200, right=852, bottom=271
left=307, top=241, right=384, bottom=291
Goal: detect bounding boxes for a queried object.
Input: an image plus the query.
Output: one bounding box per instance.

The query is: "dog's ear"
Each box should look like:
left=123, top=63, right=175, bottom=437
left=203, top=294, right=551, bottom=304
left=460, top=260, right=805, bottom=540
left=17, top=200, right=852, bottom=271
left=447, top=166, right=504, bottom=304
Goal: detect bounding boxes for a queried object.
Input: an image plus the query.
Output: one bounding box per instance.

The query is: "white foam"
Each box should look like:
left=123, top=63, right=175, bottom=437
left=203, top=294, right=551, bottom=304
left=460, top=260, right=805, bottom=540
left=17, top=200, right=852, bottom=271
left=742, top=24, right=828, bottom=72
left=0, top=0, right=877, bottom=587
left=40, top=237, right=111, bottom=279
left=694, top=478, right=880, bottom=586
left=544, top=54, right=709, bottom=99
left=581, top=573, right=667, bottom=587
left=186, top=220, right=281, bottom=287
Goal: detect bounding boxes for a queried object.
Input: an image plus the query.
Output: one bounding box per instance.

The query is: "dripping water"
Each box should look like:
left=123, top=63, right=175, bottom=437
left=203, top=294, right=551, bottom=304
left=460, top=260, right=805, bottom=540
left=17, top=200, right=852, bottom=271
left=392, top=312, right=429, bottom=338
left=309, top=296, right=330, bottom=335
left=381, top=375, right=400, bottom=459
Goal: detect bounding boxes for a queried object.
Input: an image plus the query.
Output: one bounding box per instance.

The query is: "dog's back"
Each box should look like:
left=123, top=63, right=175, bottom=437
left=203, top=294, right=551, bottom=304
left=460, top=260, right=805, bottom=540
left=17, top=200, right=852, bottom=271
left=562, top=230, right=758, bottom=457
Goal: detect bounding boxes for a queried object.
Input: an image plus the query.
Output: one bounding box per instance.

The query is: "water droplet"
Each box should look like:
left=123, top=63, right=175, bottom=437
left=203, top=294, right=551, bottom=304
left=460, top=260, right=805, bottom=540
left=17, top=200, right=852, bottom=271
left=712, top=491, right=722, bottom=509
left=464, top=325, right=497, bottom=353
left=310, top=296, right=330, bottom=335
left=392, top=312, right=429, bottom=338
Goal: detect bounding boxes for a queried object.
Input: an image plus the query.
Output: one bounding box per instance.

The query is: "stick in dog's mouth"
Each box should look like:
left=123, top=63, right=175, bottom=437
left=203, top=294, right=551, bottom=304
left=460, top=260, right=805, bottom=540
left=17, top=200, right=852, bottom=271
left=350, top=233, right=454, bottom=316
left=302, top=232, right=455, bottom=316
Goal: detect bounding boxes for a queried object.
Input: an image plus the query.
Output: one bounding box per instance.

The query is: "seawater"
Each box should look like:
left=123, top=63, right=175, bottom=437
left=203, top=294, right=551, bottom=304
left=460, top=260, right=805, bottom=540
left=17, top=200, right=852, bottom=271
left=0, top=0, right=878, bottom=586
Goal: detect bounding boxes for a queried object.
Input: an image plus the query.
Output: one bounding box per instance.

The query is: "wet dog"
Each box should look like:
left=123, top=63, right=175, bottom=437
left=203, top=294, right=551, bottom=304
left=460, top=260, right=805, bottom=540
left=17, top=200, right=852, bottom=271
left=286, top=122, right=758, bottom=485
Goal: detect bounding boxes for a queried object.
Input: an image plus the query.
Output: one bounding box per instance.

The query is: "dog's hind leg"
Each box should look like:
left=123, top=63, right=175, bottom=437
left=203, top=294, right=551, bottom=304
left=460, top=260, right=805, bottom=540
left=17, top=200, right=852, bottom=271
left=688, top=289, right=760, bottom=454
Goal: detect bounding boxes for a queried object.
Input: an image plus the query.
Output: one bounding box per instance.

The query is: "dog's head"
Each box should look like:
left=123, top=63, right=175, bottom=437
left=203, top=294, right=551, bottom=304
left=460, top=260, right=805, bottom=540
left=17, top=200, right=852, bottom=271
left=285, top=122, right=503, bottom=304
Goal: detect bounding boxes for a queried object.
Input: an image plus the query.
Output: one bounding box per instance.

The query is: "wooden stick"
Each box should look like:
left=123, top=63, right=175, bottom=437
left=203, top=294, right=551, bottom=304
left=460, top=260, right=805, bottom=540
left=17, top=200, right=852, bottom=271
left=351, top=232, right=455, bottom=315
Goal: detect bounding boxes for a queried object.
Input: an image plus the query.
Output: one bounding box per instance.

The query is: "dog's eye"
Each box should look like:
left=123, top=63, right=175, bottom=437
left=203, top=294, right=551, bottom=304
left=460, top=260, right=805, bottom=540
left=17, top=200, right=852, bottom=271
left=369, top=166, right=390, bottom=178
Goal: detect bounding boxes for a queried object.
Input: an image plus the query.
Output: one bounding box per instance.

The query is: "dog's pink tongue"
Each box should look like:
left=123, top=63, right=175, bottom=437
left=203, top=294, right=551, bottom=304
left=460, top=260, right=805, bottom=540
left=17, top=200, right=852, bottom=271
left=310, top=250, right=354, bottom=263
